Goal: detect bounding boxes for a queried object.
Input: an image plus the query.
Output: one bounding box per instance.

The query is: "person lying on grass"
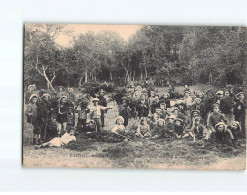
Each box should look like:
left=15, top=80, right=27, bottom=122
left=111, top=116, right=129, bottom=142
left=135, top=117, right=151, bottom=139
left=35, top=129, right=76, bottom=149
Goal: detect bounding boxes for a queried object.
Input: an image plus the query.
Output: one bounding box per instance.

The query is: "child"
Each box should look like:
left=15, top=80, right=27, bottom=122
left=119, top=97, right=131, bottom=127
left=159, top=92, right=171, bottom=108
left=56, top=96, right=69, bottom=137
left=207, top=104, right=228, bottom=132
left=174, top=118, right=190, bottom=139
left=25, top=85, right=35, bottom=105
left=137, top=98, right=149, bottom=119
left=111, top=116, right=128, bottom=141
left=67, top=87, right=76, bottom=106
left=76, top=94, right=90, bottom=133
left=214, top=122, right=236, bottom=147
left=220, top=90, right=235, bottom=124
left=148, top=91, right=156, bottom=114
left=151, top=118, right=166, bottom=139
left=25, top=94, right=42, bottom=144
left=190, top=110, right=203, bottom=126
left=35, top=129, right=76, bottom=149
left=234, top=92, right=246, bottom=134
left=88, top=98, right=111, bottom=133
left=98, top=89, right=107, bottom=128
left=190, top=117, right=207, bottom=140
left=136, top=117, right=151, bottom=138
left=67, top=106, right=75, bottom=133
left=226, top=121, right=242, bottom=147
left=159, top=103, right=169, bottom=120
left=149, top=113, right=159, bottom=130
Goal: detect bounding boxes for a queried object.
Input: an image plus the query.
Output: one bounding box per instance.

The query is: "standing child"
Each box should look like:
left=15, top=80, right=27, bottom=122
left=67, top=106, right=75, bottom=133
left=98, top=89, right=107, bottom=129
left=148, top=91, right=156, bottom=114
left=56, top=96, right=69, bottom=137
left=234, top=92, right=246, bottom=135
left=220, top=90, right=235, bottom=125
left=25, top=94, right=42, bottom=144
left=88, top=98, right=111, bottom=133
left=119, top=97, right=131, bottom=127
left=136, top=117, right=151, bottom=138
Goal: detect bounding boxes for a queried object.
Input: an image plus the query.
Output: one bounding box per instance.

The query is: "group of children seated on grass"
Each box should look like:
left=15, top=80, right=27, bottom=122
left=25, top=83, right=246, bottom=149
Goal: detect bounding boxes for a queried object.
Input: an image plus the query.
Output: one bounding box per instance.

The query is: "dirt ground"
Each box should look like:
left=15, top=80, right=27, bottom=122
left=22, top=84, right=247, bottom=169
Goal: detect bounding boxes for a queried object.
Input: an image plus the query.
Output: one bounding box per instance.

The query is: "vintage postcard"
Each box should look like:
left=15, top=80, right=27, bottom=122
left=23, top=24, right=246, bottom=169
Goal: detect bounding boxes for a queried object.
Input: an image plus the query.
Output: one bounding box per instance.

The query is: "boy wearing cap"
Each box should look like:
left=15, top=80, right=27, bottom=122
left=39, top=93, right=53, bottom=141
left=88, top=98, right=111, bottom=133
left=25, top=85, right=35, bottom=105
left=148, top=91, right=156, bottom=114
left=67, top=88, right=76, bottom=106
left=234, top=92, right=246, bottom=134
left=119, top=97, right=131, bottom=127
left=190, top=117, right=207, bottom=140
left=76, top=94, right=90, bottom=133
left=25, top=94, right=42, bottom=144
left=207, top=104, right=228, bottom=130
left=220, top=90, right=235, bottom=124
left=174, top=118, right=188, bottom=139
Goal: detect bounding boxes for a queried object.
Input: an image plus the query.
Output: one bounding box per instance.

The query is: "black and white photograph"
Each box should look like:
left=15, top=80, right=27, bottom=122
left=22, top=23, right=246, bottom=169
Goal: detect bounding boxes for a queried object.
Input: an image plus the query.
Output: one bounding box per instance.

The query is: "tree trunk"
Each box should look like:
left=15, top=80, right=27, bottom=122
left=85, top=69, right=88, bottom=83
left=133, top=70, right=135, bottom=81
left=144, top=65, right=148, bottom=79
left=110, top=69, right=113, bottom=80
left=43, top=71, right=55, bottom=91
left=79, top=76, right=83, bottom=87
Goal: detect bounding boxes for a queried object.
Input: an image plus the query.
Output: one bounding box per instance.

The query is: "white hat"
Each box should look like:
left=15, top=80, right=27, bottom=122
left=60, top=96, right=67, bottom=101
left=92, top=98, right=99, bottom=102
left=115, top=116, right=124, bottom=124
left=29, top=94, right=38, bottom=101
left=157, top=118, right=165, bottom=124
left=215, top=122, right=225, bottom=128
left=28, top=85, right=35, bottom=90
left=42, top=93, right=51, bottom=98
left=216, top=91, right=224, bottom=95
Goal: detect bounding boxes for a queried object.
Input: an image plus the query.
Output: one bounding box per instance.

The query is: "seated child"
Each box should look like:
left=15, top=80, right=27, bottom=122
left=227, top=121, right=242, bottom=141
left=151, top=118, right=166, bottom=139
left=165, top=115, right=175, bottom=132
left=174, top=118, right=190, bottom=139
left=190, top=117, right=207, bottom=140
left=149, top=113, right=159, bottom=131
left=136, top=117, right=151, bottom=138
left=35, top=129, right=76, bottom=149
left=111, top=116, right=128, bottom=141
left=111, top=116, right=127, bottom=135
left=212, top=122, right=236, bottom=147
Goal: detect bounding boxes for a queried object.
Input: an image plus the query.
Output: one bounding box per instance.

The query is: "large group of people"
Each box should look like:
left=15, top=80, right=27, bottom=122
left=24, top=82, right=246, bottom=149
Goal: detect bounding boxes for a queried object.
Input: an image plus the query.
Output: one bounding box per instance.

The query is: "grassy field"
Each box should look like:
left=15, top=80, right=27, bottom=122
left=22, top=84, right=246, bottom=169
